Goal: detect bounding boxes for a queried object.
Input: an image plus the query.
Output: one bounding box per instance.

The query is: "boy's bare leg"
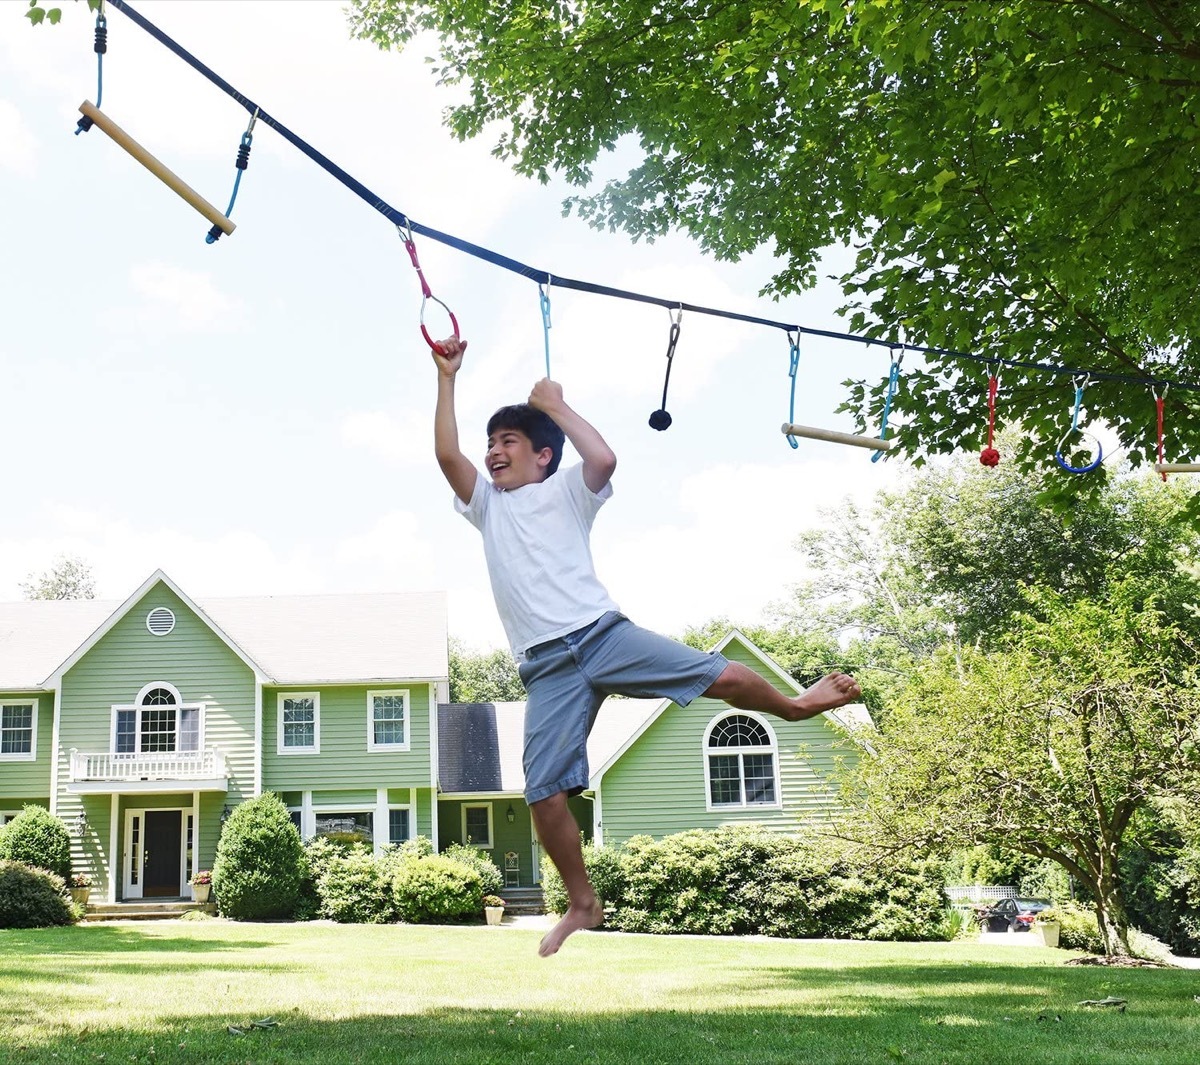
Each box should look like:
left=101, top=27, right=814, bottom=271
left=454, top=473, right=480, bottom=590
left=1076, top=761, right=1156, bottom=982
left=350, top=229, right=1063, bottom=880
left=704, top=662, right=861, bottom=722
left=529, top=791, right=604, bottom=957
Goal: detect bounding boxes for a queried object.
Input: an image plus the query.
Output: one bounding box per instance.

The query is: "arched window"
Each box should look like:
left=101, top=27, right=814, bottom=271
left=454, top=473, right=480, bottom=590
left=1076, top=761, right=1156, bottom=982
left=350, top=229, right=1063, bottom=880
left=113, top=683, right=201, bottom=755
left=705, top=712, right=780, bottom=808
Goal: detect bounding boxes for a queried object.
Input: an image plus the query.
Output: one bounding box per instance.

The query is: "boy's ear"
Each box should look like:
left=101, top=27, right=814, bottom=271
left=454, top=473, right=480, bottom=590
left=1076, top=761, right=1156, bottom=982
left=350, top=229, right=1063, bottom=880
left=535, top=447, right=554, bottom=470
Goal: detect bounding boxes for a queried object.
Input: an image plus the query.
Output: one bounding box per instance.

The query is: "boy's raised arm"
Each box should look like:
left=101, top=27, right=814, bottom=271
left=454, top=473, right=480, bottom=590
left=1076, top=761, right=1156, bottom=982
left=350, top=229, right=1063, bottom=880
left=529, top=378, right=617, bottom=494
left=432, top=337, right=478, bottom=505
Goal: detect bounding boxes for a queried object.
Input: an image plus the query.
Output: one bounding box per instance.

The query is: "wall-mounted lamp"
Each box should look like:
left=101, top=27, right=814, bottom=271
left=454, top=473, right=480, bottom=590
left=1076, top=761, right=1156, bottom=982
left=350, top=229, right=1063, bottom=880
left=506, top=804, right=516, bottom=824
left=220, top=805, right=232, bottom=825
left=72, top=812, right=88, bottom=838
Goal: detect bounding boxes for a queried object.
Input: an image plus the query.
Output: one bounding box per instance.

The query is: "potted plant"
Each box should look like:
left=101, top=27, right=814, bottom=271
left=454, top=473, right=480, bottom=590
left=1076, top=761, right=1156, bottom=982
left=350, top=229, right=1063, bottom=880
left=191, top=870, right=213, bottom=904
left=483, top=894, right=506, bottom=926
left=1033, top=907, right=1061, bottom=948
left=69, top=872, right=92, bottom=906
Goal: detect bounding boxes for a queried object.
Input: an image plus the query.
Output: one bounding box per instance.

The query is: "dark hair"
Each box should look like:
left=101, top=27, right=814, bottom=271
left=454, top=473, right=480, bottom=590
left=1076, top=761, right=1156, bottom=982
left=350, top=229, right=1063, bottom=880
left=487, top=404, right=565, bottom=476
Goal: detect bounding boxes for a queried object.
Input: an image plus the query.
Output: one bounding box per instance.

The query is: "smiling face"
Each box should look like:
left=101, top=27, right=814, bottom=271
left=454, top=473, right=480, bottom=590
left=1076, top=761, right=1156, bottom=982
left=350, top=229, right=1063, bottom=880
left=485, top=426, right=553, bottom=489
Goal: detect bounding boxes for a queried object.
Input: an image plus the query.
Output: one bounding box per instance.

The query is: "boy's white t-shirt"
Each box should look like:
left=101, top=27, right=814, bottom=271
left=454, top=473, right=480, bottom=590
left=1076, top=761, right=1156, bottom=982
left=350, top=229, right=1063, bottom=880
left=455, top=463, right=621, bottom=657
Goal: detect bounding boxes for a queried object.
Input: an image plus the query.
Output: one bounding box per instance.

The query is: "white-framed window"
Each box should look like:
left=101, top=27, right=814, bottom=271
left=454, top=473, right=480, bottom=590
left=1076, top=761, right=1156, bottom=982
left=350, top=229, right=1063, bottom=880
left=0, top=699, right=37, bottom=761
left=388, top=806, right=413, bottom=845
left=367, top=690, right=410, bottom=752
left=111, top=684, right=202, bottom=755
left=462, top=803, right=493, bottom=848
left=312, top=809, right=373, bottom=844
left=0, top=810, right=23, bottom=826
left=704, top=712, right=782, bottom=810
left=277, top=693, right=320, bottom=754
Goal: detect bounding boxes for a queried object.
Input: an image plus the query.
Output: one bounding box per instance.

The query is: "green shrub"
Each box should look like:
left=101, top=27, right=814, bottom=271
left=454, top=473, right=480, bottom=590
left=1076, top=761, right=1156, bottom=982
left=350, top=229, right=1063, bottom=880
left=0, top=860, right=74, bottom=928
left=541, top=838, right=625, bottom=915
left=392, top=855, right=483, bottom=923
left=440, top=842, right=504, bottom=897
left=212, top=794, right=306, bottom=919
left=0, top=805, right=71, bottom=879
left=318, top=848, right=394, bottom=924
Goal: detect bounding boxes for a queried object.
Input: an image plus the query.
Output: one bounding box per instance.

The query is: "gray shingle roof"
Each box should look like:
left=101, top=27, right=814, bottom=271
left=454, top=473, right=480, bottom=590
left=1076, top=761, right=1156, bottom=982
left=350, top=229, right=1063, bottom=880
left=0, top=585, right=448, bottom=690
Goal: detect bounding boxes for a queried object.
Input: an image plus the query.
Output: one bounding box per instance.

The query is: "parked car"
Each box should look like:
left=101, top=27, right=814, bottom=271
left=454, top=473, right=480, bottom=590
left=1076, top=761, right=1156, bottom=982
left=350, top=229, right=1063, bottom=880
left=974, top=897, right=1054, bottom=932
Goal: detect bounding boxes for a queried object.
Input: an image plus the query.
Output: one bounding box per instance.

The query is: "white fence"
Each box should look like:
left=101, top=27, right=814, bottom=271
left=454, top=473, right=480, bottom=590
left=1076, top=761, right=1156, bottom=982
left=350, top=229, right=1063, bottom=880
left=946, top=885, right=1018, bottom=907
left=69, top=748, right=226, bottom=782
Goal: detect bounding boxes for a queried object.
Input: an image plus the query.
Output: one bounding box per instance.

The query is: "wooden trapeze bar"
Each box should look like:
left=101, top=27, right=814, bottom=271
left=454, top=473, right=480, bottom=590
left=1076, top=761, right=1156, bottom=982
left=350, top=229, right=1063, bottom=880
left=1155, top=463, right=1200, bottom=474
left=79, top=100, right=236, bottom=237
left=781, top=422, right=899, bottom=452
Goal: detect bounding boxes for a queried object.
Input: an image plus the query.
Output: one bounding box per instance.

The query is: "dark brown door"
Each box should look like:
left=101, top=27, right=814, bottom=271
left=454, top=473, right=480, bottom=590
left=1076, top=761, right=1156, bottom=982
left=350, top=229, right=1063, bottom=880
left=143, top=811, right=182, bottom=897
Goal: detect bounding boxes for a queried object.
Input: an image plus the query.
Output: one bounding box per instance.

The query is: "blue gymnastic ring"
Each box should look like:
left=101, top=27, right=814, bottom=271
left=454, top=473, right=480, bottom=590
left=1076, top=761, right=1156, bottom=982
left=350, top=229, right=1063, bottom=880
left=1054, top=429, right=1104, bottom=474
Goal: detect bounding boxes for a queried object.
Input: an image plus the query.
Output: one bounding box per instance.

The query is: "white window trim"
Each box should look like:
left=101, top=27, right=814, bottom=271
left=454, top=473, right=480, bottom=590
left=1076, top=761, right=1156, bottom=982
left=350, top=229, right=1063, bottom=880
left=461, top=802, right=494, bottom=849
left=0, top=697, right=37, bottom=762
left=277, top=692, right=320, bottom=755
left=702, top=710, right=784, bottom=813
left=110, top=684, right=205, bottom=754
left=366, top=689, right=411, bottom=753
left=0, top=810, right=24, bottom=825
left=308, top=805, right=376, bottom=847
left=387, top=802, right=415, bottom=846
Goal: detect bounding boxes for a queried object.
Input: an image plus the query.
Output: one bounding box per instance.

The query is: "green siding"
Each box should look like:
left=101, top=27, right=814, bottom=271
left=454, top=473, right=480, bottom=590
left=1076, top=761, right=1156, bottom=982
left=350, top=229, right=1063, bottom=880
left=56, top=582, right=257, bottom=894
left=598, top=640, right=855, bottom=847
left=437, top=797, right=544, bottom=887
left=0, top=691, right=53, bottom=797
left=261, top=684, right=434, bottom=792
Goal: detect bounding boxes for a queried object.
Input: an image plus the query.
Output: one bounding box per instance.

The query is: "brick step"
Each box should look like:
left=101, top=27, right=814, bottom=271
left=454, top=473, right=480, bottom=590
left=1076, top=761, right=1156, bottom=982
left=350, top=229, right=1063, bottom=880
left=499, top=888, right=545, bottom=915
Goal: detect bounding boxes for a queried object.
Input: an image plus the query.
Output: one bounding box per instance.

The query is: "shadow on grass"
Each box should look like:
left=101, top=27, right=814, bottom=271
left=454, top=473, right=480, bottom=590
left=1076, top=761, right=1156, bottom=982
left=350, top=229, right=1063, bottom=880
left=0, top=924, right=275, bottom=954
left=3, top=964, right=1199, bottom=1065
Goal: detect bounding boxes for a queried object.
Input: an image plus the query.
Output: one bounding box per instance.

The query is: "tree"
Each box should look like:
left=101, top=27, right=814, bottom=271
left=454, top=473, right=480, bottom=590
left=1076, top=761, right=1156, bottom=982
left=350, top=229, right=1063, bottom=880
left=349, top=1, right=1200, bottom=470
left=448, top=638, right=525, bottom=703
left=847, top=585, right=1200, bottom=955
left=782, top=446, right=1200, bottom=656
left=20, top=555, right=96, bottom=601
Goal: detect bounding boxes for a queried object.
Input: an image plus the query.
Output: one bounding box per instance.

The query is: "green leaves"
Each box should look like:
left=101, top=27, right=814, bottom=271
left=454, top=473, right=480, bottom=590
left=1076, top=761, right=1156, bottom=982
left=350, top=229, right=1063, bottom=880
left=348, top=0, right=1200, bottom=467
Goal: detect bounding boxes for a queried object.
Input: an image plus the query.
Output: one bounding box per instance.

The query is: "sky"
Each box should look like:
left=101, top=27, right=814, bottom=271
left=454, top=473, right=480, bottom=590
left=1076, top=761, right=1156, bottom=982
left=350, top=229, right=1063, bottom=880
left=0, top=0, right=910, bottom=651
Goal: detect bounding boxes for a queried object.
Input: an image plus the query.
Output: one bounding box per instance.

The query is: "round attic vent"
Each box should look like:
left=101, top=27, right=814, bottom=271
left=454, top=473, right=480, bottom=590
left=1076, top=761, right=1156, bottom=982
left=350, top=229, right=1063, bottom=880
left=146, top=607, right=176, bottom=636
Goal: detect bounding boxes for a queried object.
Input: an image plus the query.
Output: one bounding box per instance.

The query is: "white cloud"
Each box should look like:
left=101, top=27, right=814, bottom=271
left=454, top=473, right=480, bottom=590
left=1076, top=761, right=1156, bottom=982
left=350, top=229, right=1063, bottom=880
left=0, top=100, right=37, bottom=177
left=96, top=261, right=244, bottom=334
left=340, top=410, right=430, bottom=467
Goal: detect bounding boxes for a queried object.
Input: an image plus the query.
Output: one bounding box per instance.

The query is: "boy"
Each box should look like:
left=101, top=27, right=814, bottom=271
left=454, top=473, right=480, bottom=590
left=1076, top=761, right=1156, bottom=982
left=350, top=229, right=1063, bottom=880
left=432, top=336, right=862, bottom=956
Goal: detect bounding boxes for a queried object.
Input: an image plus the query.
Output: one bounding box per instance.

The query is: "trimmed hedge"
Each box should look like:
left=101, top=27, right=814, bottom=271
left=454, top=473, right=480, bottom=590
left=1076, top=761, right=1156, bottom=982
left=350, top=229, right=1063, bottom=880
left=543, top=826, right=948, bottom=941
left=212, top=794, right=306, bottom=919
left=392, top=855, right=484, bottom=923
left=0, top=805, right=71, bottom=880
left=0, top=860, right=74, bottom=928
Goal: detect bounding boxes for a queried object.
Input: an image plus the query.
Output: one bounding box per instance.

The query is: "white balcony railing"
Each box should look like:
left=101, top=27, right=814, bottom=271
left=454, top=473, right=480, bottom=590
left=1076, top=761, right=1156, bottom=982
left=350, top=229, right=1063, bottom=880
left=69, top=747, right=227, bottom=783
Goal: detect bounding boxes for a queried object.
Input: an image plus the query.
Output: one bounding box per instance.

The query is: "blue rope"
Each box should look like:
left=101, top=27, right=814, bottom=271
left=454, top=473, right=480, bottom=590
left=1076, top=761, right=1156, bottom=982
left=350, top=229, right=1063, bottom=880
left=871, top=354, right=902, bottom=463
left=539, top=283, right=553, bottom=378
left=205, top=127, right=253, bottom=244
left=786, top=333, right=800, bottom=449
left=74, top=10, right=107, bottom=135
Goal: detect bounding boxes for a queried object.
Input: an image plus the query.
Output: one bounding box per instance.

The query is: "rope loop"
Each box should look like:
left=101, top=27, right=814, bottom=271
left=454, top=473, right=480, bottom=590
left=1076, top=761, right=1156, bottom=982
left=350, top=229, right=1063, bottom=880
left=75, top=5, right=108, bottom=134
left=538, top=279, right=553, bottom=378
left=1153, top=383, right=1169, bottom=482
left=205, top=109, right=258, bottom=244
left=871, top=345, right=904, bottom=463
left=649, top=304, right=683, bottom=431
left=785, top=331, right=800, bottom=449
left=980, top=365, right=1000, bottom=466
left=1055, top=374, right=1102, bottom=473
left=397, top=224, right=459, bottom=353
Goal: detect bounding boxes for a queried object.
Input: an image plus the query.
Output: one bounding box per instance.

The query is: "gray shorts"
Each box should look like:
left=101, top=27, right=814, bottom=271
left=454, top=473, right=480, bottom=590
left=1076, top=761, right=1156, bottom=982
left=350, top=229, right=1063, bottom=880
left=517, top=611, right=729, bottom=804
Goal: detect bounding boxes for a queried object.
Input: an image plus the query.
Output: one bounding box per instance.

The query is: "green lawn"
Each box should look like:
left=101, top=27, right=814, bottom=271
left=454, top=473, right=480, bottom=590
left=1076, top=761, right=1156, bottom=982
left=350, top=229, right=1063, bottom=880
left=1, top=921, right=1197, bottom=1064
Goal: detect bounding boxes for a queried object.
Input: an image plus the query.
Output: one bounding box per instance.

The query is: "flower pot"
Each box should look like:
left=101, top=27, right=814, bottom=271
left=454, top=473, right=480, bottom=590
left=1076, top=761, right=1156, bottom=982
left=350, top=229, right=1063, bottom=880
left=192, top=883, right=212, bottom=904
left=1036, top=921, right=1060, bottom=948
left=70, top=887, right=91, bottom=906
left=484, top=906, right=504, bottom=926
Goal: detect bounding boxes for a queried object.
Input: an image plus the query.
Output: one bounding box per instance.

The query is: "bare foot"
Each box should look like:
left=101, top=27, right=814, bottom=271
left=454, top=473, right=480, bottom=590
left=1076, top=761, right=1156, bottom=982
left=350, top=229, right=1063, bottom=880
left=788, top=672, right=861, bottom=720
left=538, top=898, right=604, bottom=957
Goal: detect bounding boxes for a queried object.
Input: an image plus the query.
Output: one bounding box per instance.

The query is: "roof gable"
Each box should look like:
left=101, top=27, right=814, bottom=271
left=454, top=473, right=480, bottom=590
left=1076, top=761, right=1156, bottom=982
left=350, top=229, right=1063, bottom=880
left=47, top=570, right=265, bottom=687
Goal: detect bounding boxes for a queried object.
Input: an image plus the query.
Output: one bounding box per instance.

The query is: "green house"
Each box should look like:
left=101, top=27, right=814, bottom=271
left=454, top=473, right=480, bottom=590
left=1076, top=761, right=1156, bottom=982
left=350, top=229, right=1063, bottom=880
left=0, top=573, right=865, bottom=905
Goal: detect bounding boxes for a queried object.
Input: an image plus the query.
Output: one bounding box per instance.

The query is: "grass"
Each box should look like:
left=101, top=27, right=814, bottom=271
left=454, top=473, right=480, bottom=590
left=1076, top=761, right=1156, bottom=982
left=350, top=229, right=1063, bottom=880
left=1, top=921, right=1198, bottom=1064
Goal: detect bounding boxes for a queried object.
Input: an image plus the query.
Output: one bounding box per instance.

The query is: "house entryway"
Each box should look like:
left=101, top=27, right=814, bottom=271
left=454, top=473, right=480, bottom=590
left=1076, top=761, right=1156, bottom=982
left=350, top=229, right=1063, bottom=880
left=124, top=808, right=188, bottom=899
